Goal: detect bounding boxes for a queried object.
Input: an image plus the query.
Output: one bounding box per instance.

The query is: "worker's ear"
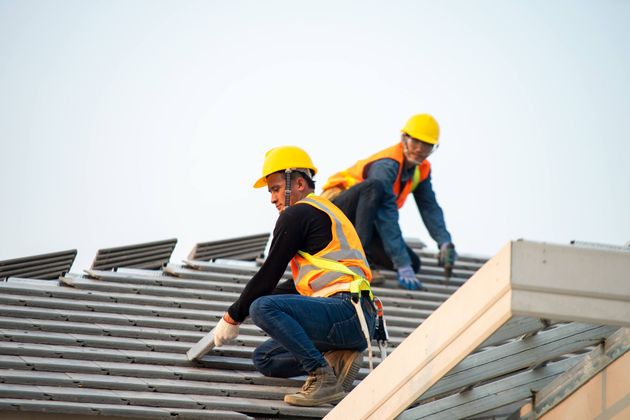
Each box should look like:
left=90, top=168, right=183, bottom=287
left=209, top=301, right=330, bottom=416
left=296, top=176, right=306, bottom=191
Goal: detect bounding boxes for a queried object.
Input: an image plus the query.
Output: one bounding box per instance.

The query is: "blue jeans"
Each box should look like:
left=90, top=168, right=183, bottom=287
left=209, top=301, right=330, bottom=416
left=333, top=179, right=421, bottom=272
left=250, top=292, right=376, bottom=377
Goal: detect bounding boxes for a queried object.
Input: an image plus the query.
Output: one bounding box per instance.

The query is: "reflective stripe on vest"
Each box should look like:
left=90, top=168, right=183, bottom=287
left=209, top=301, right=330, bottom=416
left=411, top=166, right=421, bottom=191
left=290, top=195, right=371, bottom=297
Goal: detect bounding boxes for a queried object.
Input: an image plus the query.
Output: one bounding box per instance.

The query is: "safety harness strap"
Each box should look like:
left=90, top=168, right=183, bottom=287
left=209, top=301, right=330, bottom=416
left=351, top=298, right=373, bottom=370
left=296, top=251, right=373, bottom=300
left=411, top=166, right=421, bottom=191
left=373, top=297, right=389, bottom=359
left=284, top=169, right=292, bottom=210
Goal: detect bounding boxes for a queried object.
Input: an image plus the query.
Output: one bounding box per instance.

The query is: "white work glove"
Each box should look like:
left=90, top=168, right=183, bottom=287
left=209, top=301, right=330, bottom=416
left=397, top=265, right=427, bottom=291
left=213, top=314, right=240, bottom=347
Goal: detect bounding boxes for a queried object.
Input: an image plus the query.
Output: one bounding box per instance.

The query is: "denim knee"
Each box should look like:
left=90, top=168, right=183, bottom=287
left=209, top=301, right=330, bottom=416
left=250, top=298, right=277, bottom=376
left=252, top=345, right=273, bottom=376
left=249, top=295, right=272, bottom=327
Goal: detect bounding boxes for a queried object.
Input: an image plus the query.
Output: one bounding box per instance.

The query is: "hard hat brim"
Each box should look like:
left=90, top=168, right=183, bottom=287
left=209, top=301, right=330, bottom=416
left=401, top=129, right=439, bottom=145
left=253, top=167, right=317, bottom=189
left=253, top=176, right=267, bottom=188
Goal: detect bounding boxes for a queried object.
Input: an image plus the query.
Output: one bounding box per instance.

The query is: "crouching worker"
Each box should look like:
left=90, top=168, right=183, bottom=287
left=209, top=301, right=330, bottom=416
left=213, top=145, right=376, bottom=407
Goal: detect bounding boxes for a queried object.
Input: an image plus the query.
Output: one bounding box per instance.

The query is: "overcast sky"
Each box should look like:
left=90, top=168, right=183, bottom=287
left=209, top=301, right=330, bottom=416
left=1, top=1, right=629, bottom=271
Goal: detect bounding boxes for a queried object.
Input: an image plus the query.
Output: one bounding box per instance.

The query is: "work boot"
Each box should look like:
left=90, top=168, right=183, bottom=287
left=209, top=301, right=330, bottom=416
left=324, top=350, right=362, bottom=392
left=284, top=365, right=345, bottom=407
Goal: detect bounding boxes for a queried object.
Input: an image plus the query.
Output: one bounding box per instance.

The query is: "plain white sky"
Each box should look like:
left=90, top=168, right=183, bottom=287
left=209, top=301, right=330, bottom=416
left=1, top=1, right=629, bottom=270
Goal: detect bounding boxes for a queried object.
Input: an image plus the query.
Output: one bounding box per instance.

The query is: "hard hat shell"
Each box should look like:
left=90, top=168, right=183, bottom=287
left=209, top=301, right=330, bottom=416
left=401, top=114, right=440, bottom=145
left=253, top=145, right=318, bottom=188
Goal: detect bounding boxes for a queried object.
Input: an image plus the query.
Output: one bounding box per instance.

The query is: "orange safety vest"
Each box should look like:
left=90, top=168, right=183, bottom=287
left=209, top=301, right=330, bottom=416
left=322, top=143, right=431, bottom=209
left=290, top=194, right=372, bottom=297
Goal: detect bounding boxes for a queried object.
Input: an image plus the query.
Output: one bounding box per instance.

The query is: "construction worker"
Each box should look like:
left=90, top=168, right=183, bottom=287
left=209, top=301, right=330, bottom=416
left=212, top=145, right=376, bottom=407
left=321, top=113, right=457, bottom=291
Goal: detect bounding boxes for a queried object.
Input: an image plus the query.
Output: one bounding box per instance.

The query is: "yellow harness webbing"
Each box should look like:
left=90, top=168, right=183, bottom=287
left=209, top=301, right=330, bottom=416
left=411, top=166, right=421, bottom=191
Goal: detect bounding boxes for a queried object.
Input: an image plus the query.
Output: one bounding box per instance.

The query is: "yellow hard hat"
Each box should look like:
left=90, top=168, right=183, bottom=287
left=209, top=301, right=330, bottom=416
left=401, top=113, right=440, bottom=145
left=253, top=145, right=318, bottom=188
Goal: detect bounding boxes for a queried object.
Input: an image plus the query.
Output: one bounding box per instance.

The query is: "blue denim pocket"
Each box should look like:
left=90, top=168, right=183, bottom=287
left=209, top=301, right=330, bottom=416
left=327, top=313, right=366, bottom=348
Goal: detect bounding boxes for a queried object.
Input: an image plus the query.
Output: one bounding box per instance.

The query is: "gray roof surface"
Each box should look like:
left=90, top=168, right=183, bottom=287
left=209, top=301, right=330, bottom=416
left=0, top=235, right=614, bottom=419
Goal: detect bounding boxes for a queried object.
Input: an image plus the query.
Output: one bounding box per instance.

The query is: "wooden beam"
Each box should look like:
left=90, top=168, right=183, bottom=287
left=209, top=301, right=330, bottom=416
left=325, top=243, right=513, bottom=419
left=327, top=240, right=630, bottom=419
left=510, top=240, right=630, bottom=327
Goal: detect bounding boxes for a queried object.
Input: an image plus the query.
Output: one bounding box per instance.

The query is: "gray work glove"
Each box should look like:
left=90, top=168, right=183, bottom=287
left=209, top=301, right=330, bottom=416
left=397, top=265, right=427, bottom=291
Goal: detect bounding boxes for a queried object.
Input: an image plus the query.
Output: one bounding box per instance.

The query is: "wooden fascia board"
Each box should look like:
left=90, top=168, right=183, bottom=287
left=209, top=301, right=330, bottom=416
left=325, top=243, right=514, bottom=420
left=510, top=240, right=630, bottom=327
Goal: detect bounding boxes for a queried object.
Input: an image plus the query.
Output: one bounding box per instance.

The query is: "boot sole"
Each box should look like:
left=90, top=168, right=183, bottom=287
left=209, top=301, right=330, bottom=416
left=340, top=353, right=362, bottom=392
left=284, top=391, right=346, bottom=407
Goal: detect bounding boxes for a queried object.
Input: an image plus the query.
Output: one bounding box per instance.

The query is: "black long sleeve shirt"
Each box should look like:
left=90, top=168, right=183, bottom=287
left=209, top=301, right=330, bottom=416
left=227, top=202, right=333, bottom=323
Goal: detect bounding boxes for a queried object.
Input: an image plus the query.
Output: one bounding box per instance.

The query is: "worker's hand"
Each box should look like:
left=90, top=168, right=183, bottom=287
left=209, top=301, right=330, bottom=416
left=438, top=243, right=458, bottom=268
left=213, top=313, right=240, bottom=347
left=320, top=186, right=344, bottom=201
left=397, top=265, right=427, bottom=291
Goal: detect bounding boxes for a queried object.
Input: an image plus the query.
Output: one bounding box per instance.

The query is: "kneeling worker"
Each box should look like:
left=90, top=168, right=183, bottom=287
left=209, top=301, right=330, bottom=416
left=321, top=113, right=457, bottom=290
left=213, top=145, right=376, bottom=406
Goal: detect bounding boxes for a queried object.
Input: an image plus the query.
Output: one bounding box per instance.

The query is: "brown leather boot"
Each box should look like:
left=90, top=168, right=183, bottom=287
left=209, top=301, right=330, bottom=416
left=324, top=350, right=362, bottom=392
left=284, top=365, right=345, bottom=407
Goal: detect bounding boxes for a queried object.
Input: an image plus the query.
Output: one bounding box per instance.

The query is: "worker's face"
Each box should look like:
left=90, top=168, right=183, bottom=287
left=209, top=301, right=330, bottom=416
left=402, top=134, right=437, bottom=166
left=266, top=172, right=307, bottom=213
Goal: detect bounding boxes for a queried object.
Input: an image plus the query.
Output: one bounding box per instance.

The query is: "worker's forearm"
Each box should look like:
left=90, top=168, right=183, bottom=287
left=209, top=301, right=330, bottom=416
left=413, top=175, right=452, bottom=246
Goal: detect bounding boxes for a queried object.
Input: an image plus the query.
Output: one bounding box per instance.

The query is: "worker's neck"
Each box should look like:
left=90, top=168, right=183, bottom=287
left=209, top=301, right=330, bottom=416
left=294, top=189, right=314, bottom=202
left=403, top=158, right=417, bottom=170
